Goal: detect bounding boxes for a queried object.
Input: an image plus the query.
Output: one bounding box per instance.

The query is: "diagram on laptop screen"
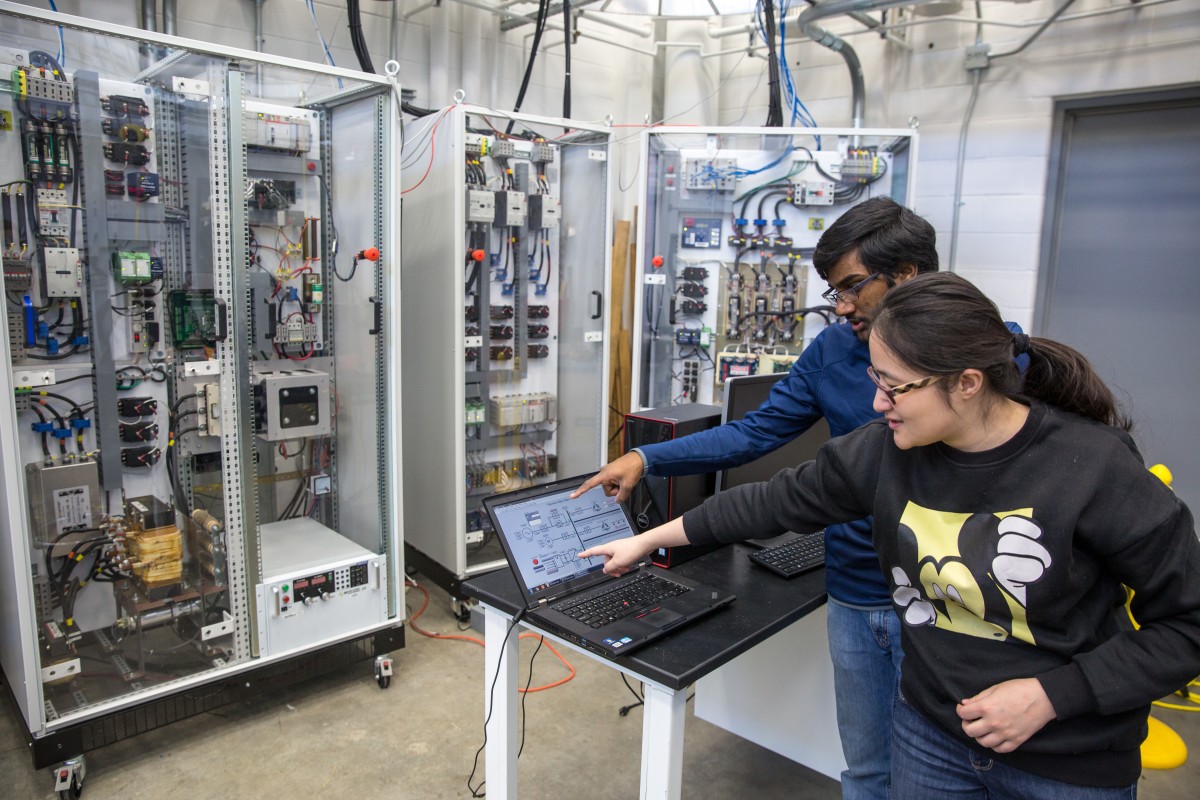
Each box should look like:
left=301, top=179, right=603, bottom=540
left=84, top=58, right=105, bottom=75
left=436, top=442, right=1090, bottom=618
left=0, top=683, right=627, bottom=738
left=494, top=485, right=635, bottom=594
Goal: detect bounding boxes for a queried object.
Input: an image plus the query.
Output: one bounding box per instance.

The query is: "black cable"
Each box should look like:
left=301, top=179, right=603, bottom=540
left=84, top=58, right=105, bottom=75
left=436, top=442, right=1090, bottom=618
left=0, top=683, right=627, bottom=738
left=29, top=404, right=51, bottom=456
left=507, top=0, right=551, bottom=134
left=517, top=635, right=544, bottom=757
left=346, top=0, right=375, bottom=74
left=402, top=101, right=436, bottom=118
left=467, top=607, right=528, bottom=798
left=618, top=673, right=644, bottom=716
left=562, top=0, right=572, bottom=121
left=759, top=1, right=783, bottom=127
left=756, top=190, right=789, bottom=222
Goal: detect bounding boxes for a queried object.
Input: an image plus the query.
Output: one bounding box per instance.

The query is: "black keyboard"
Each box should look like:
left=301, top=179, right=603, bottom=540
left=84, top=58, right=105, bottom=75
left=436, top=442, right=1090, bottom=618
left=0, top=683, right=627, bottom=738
left=749, top=533, right=825, bottom=578
left=556, top=572, right=689, bottom=628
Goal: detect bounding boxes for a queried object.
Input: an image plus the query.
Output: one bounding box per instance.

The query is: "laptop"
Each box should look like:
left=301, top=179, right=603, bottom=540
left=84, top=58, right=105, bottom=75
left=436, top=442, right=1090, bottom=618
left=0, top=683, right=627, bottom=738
left=483, top=475, right=736, bottom=658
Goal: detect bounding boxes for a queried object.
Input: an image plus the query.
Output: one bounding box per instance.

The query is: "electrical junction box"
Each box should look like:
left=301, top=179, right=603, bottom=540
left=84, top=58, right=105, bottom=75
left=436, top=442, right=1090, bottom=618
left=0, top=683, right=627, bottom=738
left=256, top=518, right=388, bottom=657
left=253, top=369, right=331, bottom=441
left=684, top=158, right=737, bottom=192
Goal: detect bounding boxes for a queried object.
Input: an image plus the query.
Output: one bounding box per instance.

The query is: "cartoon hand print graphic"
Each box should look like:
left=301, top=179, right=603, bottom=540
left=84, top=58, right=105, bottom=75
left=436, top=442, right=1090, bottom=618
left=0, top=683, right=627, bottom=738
left=892, top=566, right=937, bottom=627
left=992, top=516, right=1051, bottom=606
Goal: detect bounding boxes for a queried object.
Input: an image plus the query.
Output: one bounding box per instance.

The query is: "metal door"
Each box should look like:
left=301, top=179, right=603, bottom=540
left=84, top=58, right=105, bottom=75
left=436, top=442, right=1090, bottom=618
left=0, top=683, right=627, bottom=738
left=1037, top=87, right=1200, bottom=505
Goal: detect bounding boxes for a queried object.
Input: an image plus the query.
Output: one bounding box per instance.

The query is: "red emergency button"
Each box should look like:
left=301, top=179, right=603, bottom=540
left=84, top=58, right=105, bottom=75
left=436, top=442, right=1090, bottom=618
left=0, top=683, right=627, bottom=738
left=651, top=255, right=664, bottom=268
left=471, top=249, right=486, bottom=262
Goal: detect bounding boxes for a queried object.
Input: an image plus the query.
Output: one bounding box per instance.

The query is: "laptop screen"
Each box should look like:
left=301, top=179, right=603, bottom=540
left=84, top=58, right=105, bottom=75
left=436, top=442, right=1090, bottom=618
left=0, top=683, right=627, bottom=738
left=487, top=480, right=637, bottom=599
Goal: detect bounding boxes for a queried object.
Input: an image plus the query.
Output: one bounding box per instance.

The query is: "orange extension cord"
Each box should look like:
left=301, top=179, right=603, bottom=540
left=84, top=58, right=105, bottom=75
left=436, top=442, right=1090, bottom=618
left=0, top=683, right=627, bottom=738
left=405, top=579, right=575, bottom=693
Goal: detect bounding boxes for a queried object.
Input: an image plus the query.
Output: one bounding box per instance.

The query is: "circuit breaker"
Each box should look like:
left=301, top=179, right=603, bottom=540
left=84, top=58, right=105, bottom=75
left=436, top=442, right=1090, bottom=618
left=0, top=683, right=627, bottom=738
left=633, top=126, right=917, bottom=411
left=401, top=105, right=611, bottom=589
left=0, top=12, right=403, bottom=781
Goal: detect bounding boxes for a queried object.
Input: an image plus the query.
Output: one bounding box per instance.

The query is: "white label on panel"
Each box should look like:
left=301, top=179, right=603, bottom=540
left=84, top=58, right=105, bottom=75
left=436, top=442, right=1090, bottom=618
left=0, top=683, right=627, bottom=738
left=53, top=487, right=92, bottom=530
left=588, top=150, right=607, bottom=162
left=584, top=331, right=603, bottom=343
left=644, top=274, right=666, bottom=285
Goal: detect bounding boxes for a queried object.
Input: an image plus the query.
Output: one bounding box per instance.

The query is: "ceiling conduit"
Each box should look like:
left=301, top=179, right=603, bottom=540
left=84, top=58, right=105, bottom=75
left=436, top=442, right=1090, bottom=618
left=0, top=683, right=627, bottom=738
left=796, top=0, right=945, bottom=127
left=796, top=0, right=917, bottom=128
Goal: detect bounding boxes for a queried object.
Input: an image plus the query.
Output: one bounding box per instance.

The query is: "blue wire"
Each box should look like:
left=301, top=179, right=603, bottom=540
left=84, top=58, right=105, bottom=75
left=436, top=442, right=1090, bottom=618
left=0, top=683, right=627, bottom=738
left=46, top=1, right=65, bottom=68
left=306, top=0, right=343, bottom=88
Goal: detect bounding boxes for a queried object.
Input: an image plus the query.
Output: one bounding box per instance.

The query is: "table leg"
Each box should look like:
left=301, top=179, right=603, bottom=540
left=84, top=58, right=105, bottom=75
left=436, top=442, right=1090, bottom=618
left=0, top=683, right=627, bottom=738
left=483, top=605, right=519, bottom=799
left=639, top=682, right=686, bottom=799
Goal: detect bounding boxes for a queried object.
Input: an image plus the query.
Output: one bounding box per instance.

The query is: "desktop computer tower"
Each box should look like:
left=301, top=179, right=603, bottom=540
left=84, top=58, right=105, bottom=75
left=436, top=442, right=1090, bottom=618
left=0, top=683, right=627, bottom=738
left=624, top=404, right=722, bottom=567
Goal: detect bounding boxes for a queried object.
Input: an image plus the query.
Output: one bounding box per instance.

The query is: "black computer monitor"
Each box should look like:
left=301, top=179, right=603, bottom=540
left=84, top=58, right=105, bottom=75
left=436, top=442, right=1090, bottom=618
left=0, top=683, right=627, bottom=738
left=715, top=373, right=831, bottom=492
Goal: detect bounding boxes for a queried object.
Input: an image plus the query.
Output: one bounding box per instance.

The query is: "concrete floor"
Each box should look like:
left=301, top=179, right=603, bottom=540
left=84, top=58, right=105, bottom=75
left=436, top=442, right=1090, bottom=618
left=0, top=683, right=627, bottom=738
left=2, top=576, right=1198, bottom=799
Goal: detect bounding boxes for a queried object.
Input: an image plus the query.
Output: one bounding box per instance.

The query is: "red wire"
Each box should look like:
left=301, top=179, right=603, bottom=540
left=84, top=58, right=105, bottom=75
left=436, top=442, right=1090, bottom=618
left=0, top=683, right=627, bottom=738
left=406, top=580, right=574, bottom=693
left=401, top=108, right=453, bottom=196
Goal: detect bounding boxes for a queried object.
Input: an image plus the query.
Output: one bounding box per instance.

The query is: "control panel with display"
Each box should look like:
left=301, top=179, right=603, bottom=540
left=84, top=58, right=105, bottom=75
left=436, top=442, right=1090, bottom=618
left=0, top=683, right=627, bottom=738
left=275, top=560, right=372, bottom=614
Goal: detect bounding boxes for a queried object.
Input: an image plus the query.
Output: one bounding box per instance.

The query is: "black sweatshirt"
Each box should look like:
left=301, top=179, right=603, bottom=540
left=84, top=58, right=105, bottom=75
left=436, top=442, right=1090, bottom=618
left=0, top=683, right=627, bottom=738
left=683, top=401, right=1200, bottom=787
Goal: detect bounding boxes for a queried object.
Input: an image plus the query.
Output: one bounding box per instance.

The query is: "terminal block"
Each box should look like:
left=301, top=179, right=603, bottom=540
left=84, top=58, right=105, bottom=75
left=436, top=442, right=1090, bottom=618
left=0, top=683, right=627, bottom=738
left=113, top=251, right=153, bottom=285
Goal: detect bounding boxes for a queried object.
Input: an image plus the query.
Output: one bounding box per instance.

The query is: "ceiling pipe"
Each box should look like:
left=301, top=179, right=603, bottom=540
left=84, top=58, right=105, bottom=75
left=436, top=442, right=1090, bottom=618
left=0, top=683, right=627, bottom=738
left=137, top=0, right=157, bottom=69
left=162, top=0, right=177, bottom=36
left=796, top=0, right=916, bottom=128
left=254, top=0, right=267, bottom=53
left=575, top=8, right=652, bottom=37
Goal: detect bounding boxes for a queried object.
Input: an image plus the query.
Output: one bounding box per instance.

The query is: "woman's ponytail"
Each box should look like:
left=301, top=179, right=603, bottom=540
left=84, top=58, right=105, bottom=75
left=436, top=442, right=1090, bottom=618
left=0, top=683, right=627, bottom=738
left=1020, top=337, right=1131, bottom=431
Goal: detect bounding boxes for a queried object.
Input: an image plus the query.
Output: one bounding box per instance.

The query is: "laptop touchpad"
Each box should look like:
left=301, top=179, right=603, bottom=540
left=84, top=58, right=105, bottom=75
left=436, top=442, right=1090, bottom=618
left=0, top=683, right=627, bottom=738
left=638, top=607, right=685, bottom=629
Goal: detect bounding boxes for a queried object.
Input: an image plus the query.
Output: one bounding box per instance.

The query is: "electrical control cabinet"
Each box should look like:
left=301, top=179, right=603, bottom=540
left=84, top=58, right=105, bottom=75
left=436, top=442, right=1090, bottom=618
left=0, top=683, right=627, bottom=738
left=633, top=127, right=917, bottom=411
left=401, top=105, right=611, bottom=593
left=0, top=6, right=403, bottom=781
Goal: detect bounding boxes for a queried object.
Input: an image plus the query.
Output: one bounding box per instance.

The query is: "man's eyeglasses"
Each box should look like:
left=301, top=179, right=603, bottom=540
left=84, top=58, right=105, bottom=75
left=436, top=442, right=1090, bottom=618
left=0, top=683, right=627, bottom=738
left=821, top=272, right=883, bottom=305
left=867, top=366, right=940, bottom=404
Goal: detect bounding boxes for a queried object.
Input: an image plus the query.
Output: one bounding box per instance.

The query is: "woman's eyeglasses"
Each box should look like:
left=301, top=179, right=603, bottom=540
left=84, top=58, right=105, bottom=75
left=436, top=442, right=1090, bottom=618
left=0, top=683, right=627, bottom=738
left=867, top=366, right=941, bottom=404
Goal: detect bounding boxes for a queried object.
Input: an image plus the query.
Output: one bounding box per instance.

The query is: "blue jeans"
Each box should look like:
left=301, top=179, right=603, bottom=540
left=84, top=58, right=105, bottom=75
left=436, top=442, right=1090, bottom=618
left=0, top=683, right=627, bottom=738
left=891, top=692, right=1137, bottom=800
left=827, top=598, right=904, bottom=800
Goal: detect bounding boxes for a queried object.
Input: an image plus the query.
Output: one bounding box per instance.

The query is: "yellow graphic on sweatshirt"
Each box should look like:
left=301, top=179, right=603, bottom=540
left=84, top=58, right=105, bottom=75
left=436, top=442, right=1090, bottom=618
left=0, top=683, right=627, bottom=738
left=891, top=502, right=1048, bottom=645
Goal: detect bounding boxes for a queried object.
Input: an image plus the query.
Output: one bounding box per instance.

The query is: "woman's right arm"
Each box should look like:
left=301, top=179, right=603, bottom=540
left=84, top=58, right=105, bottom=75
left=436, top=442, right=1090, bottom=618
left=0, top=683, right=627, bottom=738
left=578, top=517, right=688, bottom=576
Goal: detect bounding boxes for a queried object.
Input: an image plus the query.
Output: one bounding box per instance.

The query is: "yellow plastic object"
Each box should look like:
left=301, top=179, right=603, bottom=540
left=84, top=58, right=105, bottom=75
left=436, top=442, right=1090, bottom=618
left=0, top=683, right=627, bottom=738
left=1150, top=463, right=1173, bottom=487
left=1141, top=716, right=1188, bottom=769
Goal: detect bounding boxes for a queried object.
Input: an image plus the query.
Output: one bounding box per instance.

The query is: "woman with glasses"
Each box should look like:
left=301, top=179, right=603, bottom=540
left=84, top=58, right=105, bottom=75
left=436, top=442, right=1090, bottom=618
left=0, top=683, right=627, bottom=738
left=575, top=197, right=981, bottom=799
left=581, top=272, right=1200, bottom=798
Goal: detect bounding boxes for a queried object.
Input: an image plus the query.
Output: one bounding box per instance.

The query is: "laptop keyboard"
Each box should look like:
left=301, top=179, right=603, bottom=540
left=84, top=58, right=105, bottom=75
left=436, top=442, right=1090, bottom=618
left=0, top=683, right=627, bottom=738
left=748, top=533, right=826, bottom=578
left=556, top=572, right=690, bottom=628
